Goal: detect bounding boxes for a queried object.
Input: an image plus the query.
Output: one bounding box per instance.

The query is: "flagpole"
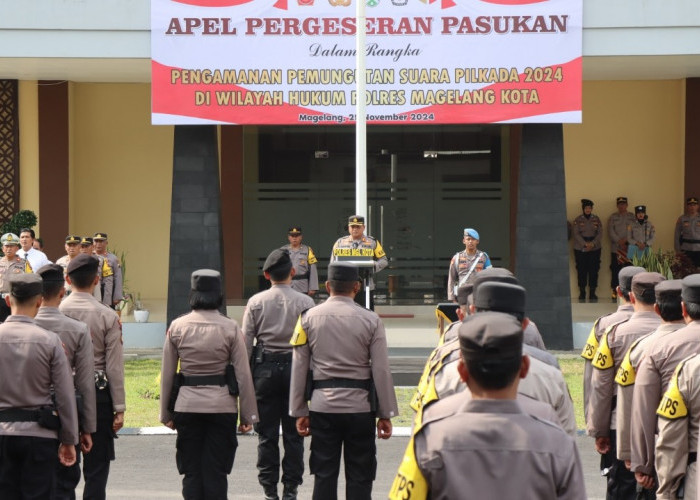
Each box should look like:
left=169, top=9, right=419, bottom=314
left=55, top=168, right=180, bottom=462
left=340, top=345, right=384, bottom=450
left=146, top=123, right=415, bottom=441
left=355, top=0, right=367, bottom=218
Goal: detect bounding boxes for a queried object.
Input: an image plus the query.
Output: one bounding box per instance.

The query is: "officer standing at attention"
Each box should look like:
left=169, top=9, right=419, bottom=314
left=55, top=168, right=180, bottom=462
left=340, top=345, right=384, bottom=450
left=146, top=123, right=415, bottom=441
left=60, top=254, right=124, bottom=500
left=0, top=232, right=31, bottom=321
left=289, top=262, right=398, bottom=500
left=282, top=227, right=319, bottom=297
left=330, top=215, right=388, bottom=310
left=160, top=269, right=258, bottom=500
left=607, top=196, right=635, bottom=300
left=0, top=274, right=79, bottom=498
left=675, top=197, right=700, bottom=267
left=390, top=312, right=586, bottom=500
left=573, top=198, right=603, bottom=301
left=35, top=263, right=97, bottom=500
left=627, top=205, right=656, bottom=260
left=93, top=233, right=124, bottom=308
left=446, top=227, right=492, bottom=302
left=243, top=249, right=315, bottom=500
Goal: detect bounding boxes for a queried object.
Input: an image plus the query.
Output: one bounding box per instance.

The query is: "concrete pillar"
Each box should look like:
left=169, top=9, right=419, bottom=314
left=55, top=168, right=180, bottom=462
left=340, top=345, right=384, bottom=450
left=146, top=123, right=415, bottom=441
left=515, top=124, right=573, bottom=349
left=167, top=125, right=226, bottom=324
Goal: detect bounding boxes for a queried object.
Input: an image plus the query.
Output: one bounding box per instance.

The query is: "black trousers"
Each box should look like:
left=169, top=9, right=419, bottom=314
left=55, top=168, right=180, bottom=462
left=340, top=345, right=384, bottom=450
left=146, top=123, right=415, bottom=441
left=253, top=359, right=304, bottom=488
left=53, top=445, right=81, bottom=500
left=83, top=390, right=116, bottom=500
left=603, top=429, right=638, bottom=500
left=575, top=249, right=601, bottom=289
left=309, top=412, right=376, bottom=500
left=0, top=435, right=58, bottom=500
left=173, top=412, right=238, bottom=500
left=683, top=250, right=700, bottom=268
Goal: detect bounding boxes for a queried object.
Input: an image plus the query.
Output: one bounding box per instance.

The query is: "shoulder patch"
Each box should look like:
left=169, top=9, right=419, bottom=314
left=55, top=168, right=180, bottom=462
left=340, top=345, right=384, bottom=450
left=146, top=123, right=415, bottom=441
left=289, top=315, right=307, bottom=346
left=388, top=435, right=429, bottom=500
left=657, top=358, right=690, bottom=420
left=307, top=247, right=317, bottom=265
left=615, top=337, right=643, bottom=386
left=591, top=330, right=614, bottom=370
left=580, top=319, right=600, bottom=360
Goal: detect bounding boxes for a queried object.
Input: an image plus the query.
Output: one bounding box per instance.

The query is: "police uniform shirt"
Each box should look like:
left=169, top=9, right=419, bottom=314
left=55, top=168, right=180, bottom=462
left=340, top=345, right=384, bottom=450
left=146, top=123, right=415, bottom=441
left=159, top=309, right=258, bottom=424
left=446, top=251, right=492, bottom=301
left=95, top=254, right=115, bottom=307
left=655, top=353, right=700, bottom=499
left=35, top=306, right=97, bottom=434
left=588, top=311, right=661, bottom=438
left=572, top=213, right=602, bottom=251
left=59, top=291, right=126, bottom=413
left=581, top=304, right=634, bottom=426
left=289, top=295, right=398, bottom=418
left=0, top=315, right=79, bottom=445
left=627, top=219, right=656, bottom=248
left=105, top=251, right=123, bottom=302
left=630, top=321, right=700, bottom=475
left=17, top=247, right=52, bottom=272
left=242, top=283, right=315, bottom=357
left=0, top=256, right=30, bottom=293
left=675, top=214, right=700, bottom=252
left=329, top=234, right=388, bottom=290
left=282, top=243, right=319, bottom=295
left=412, top=399, right=586, bottom=500
left=608, top=211, right=636, bottom=252
left=614, top=323, right=680, bottom=462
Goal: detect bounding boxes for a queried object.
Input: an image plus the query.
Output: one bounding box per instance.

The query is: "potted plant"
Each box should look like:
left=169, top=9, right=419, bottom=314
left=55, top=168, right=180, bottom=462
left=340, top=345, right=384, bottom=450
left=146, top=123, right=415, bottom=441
left=133, top=293, right=150, bottom=323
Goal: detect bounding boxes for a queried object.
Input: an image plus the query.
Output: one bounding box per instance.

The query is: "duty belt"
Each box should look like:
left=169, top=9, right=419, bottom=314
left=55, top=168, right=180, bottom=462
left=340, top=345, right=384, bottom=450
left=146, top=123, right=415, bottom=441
left=0, top=408, right=41, bottom=422
left=262, top=352, right=292, bottom=363
left=689, top=452, right=697, bottom=465
left=292, top=272, right=310, bottom=280
left=681, top=238, right=700, bottom=244
left=181, top=374, right=227, bottom=387
left=313, top=378, right=371, bottom=390
left=583, top=236, right=595, bottom=242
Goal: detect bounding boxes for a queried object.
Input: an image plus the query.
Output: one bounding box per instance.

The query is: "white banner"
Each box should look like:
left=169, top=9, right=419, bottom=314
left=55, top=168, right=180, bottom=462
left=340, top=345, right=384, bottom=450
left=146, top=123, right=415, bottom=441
left=151, top=0, right=582, bottom=124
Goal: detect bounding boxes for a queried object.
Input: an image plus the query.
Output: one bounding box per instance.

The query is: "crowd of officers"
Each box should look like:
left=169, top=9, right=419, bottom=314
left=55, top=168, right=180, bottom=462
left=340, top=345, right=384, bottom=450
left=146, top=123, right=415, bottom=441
left=572, top=196, right=700, bottom=303
left=0, top=228, right=125, bottom=500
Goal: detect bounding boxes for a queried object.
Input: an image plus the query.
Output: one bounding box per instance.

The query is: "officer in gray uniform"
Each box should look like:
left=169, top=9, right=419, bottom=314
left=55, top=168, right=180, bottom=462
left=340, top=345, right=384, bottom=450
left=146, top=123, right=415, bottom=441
left=631, top=274, right=700, bottom=490
left=160, top=269, right=258, bottom=500
left=588, top=271, right=664, bottom=499
left=282, top=227, right=319, bottom=297
left=243, top=249, right=315, bottom=500
left=608, top=196, right=635, bottom=298
left=289, top=262, right=398, bottom=500
left=627, top=205, right=656, bottom=260
left=0, top=274, right=79, bottom=498
left=391, top=312, right=586, bottom=500
left=330, top=215, right=388, bottom=310
left=446, top=227, right=492, bottom=302
left=60, top=254, right=124, bottom=500
left=675, top=197, right=700, bottom=267
left=94, top=233, right=123, bottom=308
left=573, top=198, right=603, bottom=301
left=0, top=232, right=31, bottom=322
left=35, top=264, right=97, bottom=500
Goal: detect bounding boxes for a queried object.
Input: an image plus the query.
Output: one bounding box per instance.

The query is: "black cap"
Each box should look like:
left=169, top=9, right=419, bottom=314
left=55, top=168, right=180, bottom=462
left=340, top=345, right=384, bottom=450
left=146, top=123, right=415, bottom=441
left=288, top=227, right=302, bottom=235
left=618, top=266, right=646, bottom=293
left=65, top=235, right=81, bottom=244
left=36, top=264, right=66, bottom=283
left=348, top=215, right=365, bottom=226
left=328, top=262, right=359, bottom=282
left=263, top=249, right=292, bottom=275
left=80, top=237, right=93, bottom=246
left=635, top=205, right=646, bottom=214
left=681, top=274, right=700, bottom=304
left=66, top=254, right=99, bottom=275
left=581, top=199, right=593, bottom=208
left=474, top=282, right=526, bottom=315
left=471, top=267, right=518, bottom=299
left=9, top=273, right=43, bottom=299
left=456, top=283, right=474, bottom=306
left=459, top=312, right=523, bottom=361
left=631, top=272, right=665, bottom=302
left=655, top=279, right=682, bottom=303
left=93, top=233, right=108, bottom=240
left=191, top=269, right=221, bottom=293
left=687, top=197, right=699, bottom=205
left=616, top=197, right=628, bottom=204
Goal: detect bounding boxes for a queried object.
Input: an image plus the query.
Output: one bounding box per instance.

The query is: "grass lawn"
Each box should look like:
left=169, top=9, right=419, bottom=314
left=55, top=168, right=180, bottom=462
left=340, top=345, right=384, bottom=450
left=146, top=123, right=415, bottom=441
left=123, top=357, right=586, bottom=430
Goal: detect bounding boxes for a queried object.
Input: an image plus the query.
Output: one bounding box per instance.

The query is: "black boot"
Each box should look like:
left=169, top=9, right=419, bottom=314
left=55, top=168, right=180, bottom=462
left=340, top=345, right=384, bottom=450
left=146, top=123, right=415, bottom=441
left=589, top=288, right=598, bottom=301
left=579, top=288, right=586, bottom=301
left=282, top=483, right=298, bottom=500
left=263, top=485, right=279, bottom=500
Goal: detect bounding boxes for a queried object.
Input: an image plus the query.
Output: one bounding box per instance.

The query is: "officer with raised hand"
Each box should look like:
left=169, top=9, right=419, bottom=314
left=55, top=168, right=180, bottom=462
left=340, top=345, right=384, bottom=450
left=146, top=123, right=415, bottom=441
left=243, top=249, right=315, bottom=500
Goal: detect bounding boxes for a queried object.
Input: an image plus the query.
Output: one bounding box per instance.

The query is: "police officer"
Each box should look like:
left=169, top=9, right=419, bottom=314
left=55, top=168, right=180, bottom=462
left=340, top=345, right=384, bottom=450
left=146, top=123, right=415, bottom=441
left=446, top=227, right=492, bottom=302
left=0, top=274, right=79, bottom=498
left=78, top=237, right=113, bottom=304
left=588, top=272, right=664, bottom=499
left=573, top=198, right=603, bottom=301
left=675, top=197, right=700, bottom=267
left=627, top=205, right=655, bottom=260
left=390, top=312, right=586, bottom=500
left=56, top=235, right=82, bottom=296
left=0, top=232, right=31, bottom=321
left=93, top=233, right=123, bottom=308
left=160, top=269, right=258, bottom=500
left=631, top=274, right=700, bottom=489
left=329, top=215, right=388, bottom=310
left=608, top=196, right=635, bottom=299
left=60, top=254, right=124, bottom=500
left=34, top=264, right=97, bottom=500
left=289, top=262, right=398, bottom=500
left=282, top=227, right=319, bottom=297
left=243, top=249, right=314, bottom=500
